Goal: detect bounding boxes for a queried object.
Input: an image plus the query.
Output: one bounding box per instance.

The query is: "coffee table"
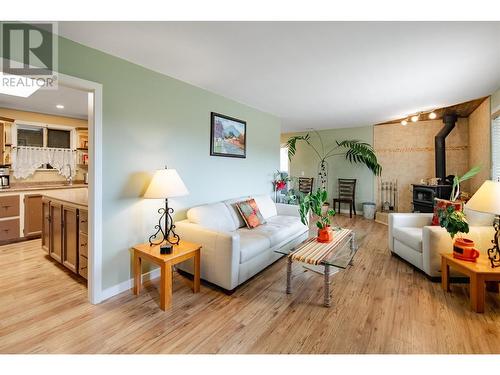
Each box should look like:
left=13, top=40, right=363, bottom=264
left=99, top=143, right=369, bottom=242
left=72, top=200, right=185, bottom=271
left=276, top=228, right=357, bottom=307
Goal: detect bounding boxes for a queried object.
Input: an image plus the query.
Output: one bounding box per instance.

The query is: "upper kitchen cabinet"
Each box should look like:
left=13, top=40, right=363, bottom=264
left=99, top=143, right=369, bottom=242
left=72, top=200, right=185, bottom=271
left=76, top=128, right=89, bottom=167
left=0, top=117, right=14, bottom=166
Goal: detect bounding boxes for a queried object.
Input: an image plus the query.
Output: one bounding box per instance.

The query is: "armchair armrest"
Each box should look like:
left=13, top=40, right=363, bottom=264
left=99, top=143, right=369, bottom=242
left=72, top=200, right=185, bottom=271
left=422, top=225, right=496, bottom=277
left=388, top=213, right=433, bottom=252
left=175, top=220, right=241, bottom=290
left=275, top=203, right=301, bottom=217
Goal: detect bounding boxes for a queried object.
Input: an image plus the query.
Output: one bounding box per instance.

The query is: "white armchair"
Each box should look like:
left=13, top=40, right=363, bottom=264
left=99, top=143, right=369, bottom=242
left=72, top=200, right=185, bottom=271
left=389, top=209, right=495, bottom=278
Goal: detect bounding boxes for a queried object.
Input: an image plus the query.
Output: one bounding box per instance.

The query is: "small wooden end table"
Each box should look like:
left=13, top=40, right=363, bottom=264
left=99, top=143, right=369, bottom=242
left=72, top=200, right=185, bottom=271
left=132, top=240, right=201, bottom=311
left=441, top=253, right=500, bottom=313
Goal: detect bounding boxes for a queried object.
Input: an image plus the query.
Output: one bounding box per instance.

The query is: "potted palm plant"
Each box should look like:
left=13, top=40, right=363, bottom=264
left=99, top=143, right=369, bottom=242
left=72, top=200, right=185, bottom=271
left=286, top=130, right=382, bottom=189
left=299, top=189, right=336, bottom=243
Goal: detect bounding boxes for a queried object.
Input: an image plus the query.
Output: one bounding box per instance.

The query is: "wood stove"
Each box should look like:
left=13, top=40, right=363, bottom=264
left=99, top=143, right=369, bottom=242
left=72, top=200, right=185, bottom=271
left=412, top=184, right=452, bottom=213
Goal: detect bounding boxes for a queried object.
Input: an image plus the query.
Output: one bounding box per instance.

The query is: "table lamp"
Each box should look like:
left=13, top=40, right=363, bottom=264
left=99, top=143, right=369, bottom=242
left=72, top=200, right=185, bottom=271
left=465, top=180, right=500, bottom=268
left=144, top=167, right=189, bottom=254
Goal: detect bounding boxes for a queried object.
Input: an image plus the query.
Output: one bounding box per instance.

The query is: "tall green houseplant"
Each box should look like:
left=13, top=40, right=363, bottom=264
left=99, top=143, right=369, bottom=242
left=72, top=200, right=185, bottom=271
left=286, top=130, right=382, bottom=189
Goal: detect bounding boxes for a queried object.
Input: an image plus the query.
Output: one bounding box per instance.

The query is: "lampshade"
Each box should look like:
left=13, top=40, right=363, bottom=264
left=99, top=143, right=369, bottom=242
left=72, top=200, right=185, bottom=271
left=465, top=180, right=500, bottom=215
left=144, top=169, right=189, bottom=199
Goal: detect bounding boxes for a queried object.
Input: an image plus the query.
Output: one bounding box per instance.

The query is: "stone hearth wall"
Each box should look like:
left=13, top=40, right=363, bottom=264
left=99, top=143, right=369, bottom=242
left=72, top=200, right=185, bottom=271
left=374, top=118, right=469, bottom=212
left=468, top=98, right=491, bottom=192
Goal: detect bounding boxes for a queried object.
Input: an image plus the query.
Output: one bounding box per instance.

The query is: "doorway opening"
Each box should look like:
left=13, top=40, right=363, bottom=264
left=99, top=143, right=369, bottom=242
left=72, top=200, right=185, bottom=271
left=0, top=69, right=102, bottom=304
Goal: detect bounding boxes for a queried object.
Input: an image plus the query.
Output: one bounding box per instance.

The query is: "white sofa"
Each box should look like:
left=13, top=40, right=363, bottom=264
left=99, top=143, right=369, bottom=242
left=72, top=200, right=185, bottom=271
left=175, top=195, right=309, bottom=291
left=388, top=209, right=495, bottom=278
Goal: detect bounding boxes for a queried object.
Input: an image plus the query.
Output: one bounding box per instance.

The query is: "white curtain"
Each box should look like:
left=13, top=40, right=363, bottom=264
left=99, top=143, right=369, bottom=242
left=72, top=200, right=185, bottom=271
left=12, top=146, right=76, bottom=180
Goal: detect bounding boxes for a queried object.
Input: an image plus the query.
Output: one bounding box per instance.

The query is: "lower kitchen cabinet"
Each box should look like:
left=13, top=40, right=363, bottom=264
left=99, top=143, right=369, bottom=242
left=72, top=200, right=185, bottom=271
left=49, top=201, right=63, bottom=263
left=0, top=218, right=20, bottom=241
left=0, top=194, right=20, bottom=243
left=42, top=198, right=87, bottom=282
left=62, top=206, right=78, bottom=273
left=41, top=198, right=50, bottom=252
left=24, top=194, right=43, bottom=237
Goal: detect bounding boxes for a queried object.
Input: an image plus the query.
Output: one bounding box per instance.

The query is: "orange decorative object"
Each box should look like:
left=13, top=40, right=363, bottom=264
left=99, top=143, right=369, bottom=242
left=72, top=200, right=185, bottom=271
left=453, top=238, right=479, bottom=262
left=317, top=226, right=334, bottom=243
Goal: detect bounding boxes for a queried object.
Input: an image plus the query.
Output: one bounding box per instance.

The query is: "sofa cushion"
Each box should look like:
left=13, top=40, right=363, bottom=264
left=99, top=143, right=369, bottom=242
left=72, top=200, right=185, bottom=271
left=252, top=194, right=277, bottom=219
left=223, top=196, right=250, bottom=229
left=187, top=202, right=237, bottom=232
left=239, top=231, right=272, bottom=263
left=392, top=227, right=423, bottom=253
left=239, top=215, right=308, bottom=247
left=236, top=199, right=266, bottom=228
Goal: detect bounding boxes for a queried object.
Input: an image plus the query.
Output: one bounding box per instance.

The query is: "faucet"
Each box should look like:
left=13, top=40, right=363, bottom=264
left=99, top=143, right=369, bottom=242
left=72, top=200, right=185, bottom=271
left=66, top=163, right=73, bottom=185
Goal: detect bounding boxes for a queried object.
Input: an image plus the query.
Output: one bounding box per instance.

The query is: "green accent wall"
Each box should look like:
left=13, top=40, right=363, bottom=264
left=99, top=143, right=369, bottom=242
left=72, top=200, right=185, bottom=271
left=281, top=126, right=375, bottom=212
left=3, top=34, right=281, bottom=291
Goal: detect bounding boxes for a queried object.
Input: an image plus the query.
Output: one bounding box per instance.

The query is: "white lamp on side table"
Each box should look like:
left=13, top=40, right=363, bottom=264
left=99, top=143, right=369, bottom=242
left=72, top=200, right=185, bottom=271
left=144, top=167, right=189, bottom=254
left=465, top=180, right=500, bottom=267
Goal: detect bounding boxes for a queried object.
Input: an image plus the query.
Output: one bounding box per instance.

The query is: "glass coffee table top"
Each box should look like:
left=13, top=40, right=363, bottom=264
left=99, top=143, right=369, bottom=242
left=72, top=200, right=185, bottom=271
left=275, top=227, right=357, bottom=269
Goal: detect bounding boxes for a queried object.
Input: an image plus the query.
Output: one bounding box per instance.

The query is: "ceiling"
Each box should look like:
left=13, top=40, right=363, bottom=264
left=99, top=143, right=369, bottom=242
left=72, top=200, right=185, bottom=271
left=0, top=85, right=88, bottom=119
left=58, top=22, right=500, bottom=132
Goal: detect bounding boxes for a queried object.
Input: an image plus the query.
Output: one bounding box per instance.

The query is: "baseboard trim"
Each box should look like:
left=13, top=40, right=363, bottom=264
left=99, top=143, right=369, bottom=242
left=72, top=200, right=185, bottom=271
left=101, top=268, right=161, bottom=302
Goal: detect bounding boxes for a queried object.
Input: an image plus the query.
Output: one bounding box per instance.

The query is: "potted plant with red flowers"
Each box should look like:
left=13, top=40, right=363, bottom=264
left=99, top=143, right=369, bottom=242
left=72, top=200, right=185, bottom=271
left=273, top=170, right=291, bottom=202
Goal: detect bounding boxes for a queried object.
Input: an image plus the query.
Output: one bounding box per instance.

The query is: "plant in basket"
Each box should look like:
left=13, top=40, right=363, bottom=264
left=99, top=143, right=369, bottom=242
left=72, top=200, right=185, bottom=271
left=299, top=188, right=336, bottom=243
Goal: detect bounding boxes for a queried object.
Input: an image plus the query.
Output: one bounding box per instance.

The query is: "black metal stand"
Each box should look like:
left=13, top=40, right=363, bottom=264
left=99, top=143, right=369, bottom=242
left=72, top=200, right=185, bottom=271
left=487, top=216, right=500, bottom=268
left=148, top=198, right=180, bottom=253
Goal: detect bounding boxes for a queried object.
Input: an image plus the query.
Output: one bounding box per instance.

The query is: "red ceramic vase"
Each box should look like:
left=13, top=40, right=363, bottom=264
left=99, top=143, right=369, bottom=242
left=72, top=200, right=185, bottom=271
left=317, top=225, right=334, bottom=243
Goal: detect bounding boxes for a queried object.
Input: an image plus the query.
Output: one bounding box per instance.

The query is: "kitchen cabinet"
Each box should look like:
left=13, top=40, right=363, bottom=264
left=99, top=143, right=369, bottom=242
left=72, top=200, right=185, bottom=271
left=24, top=194, right=43, bottom=237
left=0, top=194, right=20, bottom=242
left=78, top=209, right=88, bottom=279
left=49, top=201, right=63, bottom=263
left=42, top=194, right=87, bottom=281
left=62, top=206, right=78, bottom=273
left=42, top=198, right=50, bottom=252
left=0, top=218, right=20, bottom=241
left=0, top=119, right=13, bottom=166
left=0, top=195, right=20, bottom=218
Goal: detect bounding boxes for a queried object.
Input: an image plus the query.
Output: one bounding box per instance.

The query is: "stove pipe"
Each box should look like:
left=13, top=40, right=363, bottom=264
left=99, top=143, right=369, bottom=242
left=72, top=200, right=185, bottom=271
left=435, top=113, right=458, bottom=184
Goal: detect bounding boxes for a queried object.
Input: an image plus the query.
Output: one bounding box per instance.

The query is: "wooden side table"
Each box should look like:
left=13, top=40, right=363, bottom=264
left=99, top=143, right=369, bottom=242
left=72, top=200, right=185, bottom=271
left=132, top=240, right=201, bottom=311
left=441, top=253, right=500, bottom=313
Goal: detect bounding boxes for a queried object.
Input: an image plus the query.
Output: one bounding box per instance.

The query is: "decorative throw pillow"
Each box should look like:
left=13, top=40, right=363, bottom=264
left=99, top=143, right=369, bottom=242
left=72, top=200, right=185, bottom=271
left=236, top=199, right=266, bottom=229
left=431, top=198, right=463, bottom=226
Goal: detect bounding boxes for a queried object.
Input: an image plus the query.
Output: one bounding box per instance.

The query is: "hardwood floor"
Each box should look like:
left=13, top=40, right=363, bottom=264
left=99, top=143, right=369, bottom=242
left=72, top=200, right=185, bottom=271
left=0, top=215, right=499, bottom=354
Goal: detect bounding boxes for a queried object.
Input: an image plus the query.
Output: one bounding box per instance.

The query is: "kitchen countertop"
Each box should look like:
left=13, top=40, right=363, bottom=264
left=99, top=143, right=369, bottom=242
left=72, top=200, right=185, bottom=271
left=0, top=183, right=87, bottom=193
left=42, top=188, right=88, bottom=208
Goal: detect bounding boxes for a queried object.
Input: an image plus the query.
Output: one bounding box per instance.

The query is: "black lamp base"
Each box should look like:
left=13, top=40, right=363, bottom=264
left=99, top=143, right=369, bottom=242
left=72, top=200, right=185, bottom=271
left=487, top=217, right=500, bottom=268
left=148, top=198, right=181, bottom=250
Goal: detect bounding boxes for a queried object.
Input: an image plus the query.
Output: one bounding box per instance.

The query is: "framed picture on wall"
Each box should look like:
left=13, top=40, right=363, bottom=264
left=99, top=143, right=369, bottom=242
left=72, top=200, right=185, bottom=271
left=210, top=112, right=246, bottom=158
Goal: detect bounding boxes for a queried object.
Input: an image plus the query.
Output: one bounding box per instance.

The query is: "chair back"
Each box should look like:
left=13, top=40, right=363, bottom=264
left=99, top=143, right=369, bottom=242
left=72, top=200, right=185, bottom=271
left=338, top=178, right=356, bottom=200
left=298, top=177, right=314, bottom=194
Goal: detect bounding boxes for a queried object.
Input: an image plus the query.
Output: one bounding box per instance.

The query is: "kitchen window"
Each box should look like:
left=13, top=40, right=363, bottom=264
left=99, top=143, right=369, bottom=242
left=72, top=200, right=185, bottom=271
left=15, top=123, right=74, bottom=150
left=14, top=122, right=75, bottom=170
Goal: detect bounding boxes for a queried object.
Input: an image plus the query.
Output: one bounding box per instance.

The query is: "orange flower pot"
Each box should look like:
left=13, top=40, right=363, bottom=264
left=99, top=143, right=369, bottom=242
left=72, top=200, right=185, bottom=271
left=453, top=238, right=479, bottom=262
left=317, top=226, right=334, bottom=243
